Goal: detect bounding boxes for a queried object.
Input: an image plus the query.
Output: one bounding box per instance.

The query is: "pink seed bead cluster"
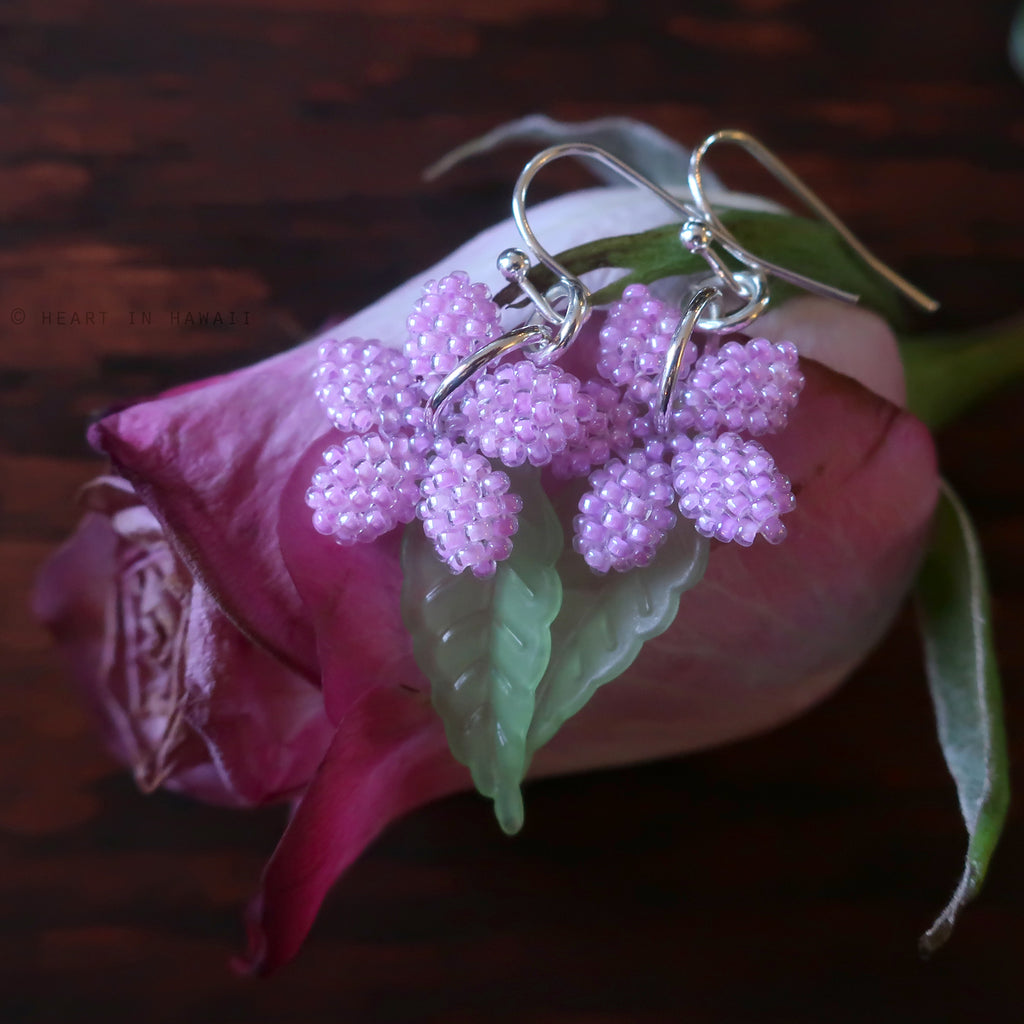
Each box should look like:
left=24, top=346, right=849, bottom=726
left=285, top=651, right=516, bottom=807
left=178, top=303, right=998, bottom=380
left=550, top=380, right=638, bottom=480
left=572, top=441, right=677, bottom=573
left=404, top=271, right=504, bottom=387
left=671, top=434, right=795, bottom=545
left=460, top=360, right=588, bottom=468
left=573, top=284, right=802, bottom=572
left=308, top=271, right=534, bottom=577
left=307, top=433, right=427, bottom=544
left=417, top=442, right=523, bottom=578
left=308, top=267, right=805, bottom=577
left=597, top=283, right=696, bottom=407
left=684, top=337, right=803, bottom=435
left=314, top=339, right=422, bottom=437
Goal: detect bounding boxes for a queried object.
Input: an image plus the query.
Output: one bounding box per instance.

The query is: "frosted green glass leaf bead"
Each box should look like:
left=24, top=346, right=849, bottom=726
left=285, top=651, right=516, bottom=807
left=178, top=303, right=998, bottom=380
left=527, top=508, right=709, bottom=757
left=401, top=467, right=563, bottom=834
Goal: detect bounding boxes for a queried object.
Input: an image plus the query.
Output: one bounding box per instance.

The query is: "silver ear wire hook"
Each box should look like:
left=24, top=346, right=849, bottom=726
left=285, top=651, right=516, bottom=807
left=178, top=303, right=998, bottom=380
left=688, top=129, right=940, bottom=314
left=496, top=248, right=564, bottom=326
left=510, top=141, right=795, bottom=335
left=429, top=132, right=938, bottom=438
left=511, top=142, right=700, bottom=283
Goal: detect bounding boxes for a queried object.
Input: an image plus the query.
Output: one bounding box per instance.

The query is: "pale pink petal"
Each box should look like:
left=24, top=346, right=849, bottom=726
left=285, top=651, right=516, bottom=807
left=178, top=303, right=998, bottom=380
left=755, top=296, right=908, bottom=408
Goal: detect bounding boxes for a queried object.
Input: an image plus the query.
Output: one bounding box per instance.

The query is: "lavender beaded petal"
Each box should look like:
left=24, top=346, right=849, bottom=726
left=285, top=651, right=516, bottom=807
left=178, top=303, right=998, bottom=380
left=460, top=360, right=588, bottom=469
left=404, top=271, right=504, bottom=389
left=572, top=440, right=678, bottom=574
left=306, top=432, right=427, bottom=545
left=314, top=338, right=424, bottom=437
left=684, top=337, right=804, bottom=436
left=417, top=442, right=523, bottom=577
left=671, top=433, right=795, bottom=546
left=550, top=379, right=640, bottom=480
left=597, top=283, right=696, bottom=407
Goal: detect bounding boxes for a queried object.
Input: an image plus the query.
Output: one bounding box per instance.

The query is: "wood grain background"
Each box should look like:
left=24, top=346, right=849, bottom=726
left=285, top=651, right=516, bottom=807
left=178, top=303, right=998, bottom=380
left=2, top=1, right=1022, bottom=1021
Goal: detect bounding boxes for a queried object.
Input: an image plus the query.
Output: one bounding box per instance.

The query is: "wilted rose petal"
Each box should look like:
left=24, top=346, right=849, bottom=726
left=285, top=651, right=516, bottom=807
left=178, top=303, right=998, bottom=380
left=34, top=479, right=334, bottom=807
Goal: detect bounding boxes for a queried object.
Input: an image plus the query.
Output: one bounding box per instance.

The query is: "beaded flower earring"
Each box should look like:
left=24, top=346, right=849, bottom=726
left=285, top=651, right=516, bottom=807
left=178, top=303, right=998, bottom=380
left=302, top=130, right=940, bottom=833
left=306, top=132, right=938, bottom=578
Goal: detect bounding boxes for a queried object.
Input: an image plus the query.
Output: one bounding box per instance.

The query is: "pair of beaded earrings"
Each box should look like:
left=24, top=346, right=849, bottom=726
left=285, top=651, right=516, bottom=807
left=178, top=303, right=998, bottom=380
left=306, top=131, right=937, bottom=578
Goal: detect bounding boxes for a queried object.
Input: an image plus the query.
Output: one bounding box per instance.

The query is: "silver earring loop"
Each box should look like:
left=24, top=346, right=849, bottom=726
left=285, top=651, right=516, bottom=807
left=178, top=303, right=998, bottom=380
left=430, top=131, right=940, bottom=437
left=511, top=142, right=792, bottom=335
left=426, top=323, right=553, bottom=433
left=656, top=285, right=721, bottom=434
left=688, top=129, right=940, bottom=314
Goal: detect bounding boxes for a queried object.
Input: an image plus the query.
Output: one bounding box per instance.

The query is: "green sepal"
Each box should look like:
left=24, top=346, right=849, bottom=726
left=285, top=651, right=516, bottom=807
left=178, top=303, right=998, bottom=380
left=400, top=466, right=563, bottom=834
left=914, top=480, right=1010, bottom=954
left=527, top=488, right=709, bottom=757
left=495, top=209, right=906, bottom=326
left=900, top=318, right=1024, bottom=430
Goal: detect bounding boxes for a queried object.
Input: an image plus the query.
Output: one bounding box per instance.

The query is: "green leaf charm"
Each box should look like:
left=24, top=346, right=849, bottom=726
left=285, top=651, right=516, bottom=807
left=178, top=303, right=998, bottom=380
left=915, top=480, right=1010, bottom=953
left=400, top=467, right=563, bottom=834
left=527, top=500, right=709, bottom=757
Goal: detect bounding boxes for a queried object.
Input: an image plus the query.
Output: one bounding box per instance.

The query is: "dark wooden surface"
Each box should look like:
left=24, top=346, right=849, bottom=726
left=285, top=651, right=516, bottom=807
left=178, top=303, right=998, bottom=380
left=3, top=1, right=1023, bottom=1021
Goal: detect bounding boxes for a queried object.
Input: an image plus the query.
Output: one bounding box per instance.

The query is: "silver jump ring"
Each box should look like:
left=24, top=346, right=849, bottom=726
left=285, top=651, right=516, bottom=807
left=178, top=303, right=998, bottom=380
left=531, top=277, right=591, bottom=365
left=657, top=286, right=721, bottom=435
left=694, top=269, right=770, bottom=332
left=427, top=323, right=553, bottom=432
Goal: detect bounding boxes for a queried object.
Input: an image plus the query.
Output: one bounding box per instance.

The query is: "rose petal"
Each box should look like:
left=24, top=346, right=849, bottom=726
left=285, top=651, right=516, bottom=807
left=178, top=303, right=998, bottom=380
left=34, top=491, right=334, bottom=807
left=278, top=435, right=430, bottom=724
left=237, top=688, right=463, bottom=976
left=88, top=349, right=324, bottom=681
left=181, top=586, right=334, bottom=805
left=755, top=296, right=907, bottom=408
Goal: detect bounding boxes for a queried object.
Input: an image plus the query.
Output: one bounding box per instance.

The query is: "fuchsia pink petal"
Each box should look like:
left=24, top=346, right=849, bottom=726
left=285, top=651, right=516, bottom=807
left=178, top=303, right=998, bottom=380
left=404, top=270, right=504, bottom=387
left=684, top=337, right=804, bottom=435
left=416, top=441, right=523, bottom=577
left=306, top=433, right=427, bottom=545
left=460, top=360, right=588, bottom=468
left=572, top=440, right=678, bottom=572
left=671, top=433, right=794, bottom=545
left=238, top=688, right=465, bottom=976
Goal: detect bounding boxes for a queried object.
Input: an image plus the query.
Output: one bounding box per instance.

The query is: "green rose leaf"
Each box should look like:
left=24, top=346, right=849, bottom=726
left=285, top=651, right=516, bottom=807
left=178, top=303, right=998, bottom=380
left=400, top=466, right=563, bottom=835
left=495, top=210, right=906, bottom=326
left=915, top=480, right=1010, bottom=954
left=527, top=490, right=709, bottom=757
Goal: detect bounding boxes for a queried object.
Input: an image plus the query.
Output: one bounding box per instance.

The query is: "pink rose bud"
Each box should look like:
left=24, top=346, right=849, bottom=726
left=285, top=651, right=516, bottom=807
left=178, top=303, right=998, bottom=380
left=33, top=186, right=938, bottom=973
